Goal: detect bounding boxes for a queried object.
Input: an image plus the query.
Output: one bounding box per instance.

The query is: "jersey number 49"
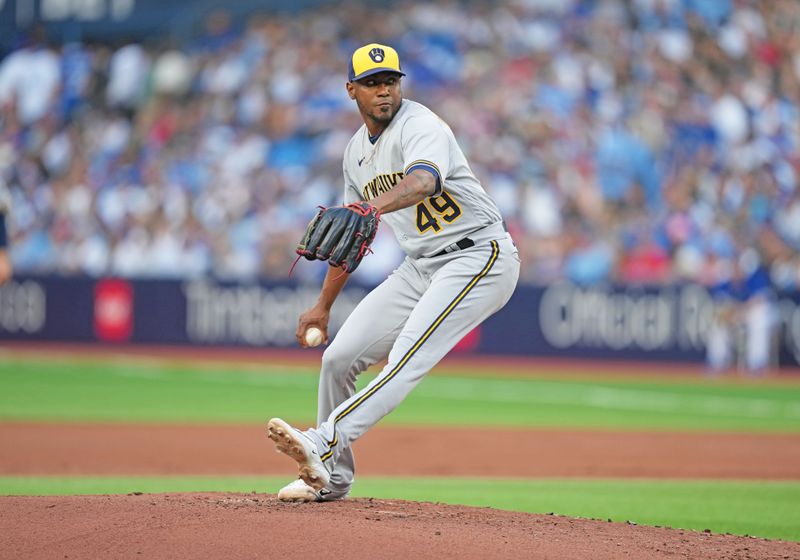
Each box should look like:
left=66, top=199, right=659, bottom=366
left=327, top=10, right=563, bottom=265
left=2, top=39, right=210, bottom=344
left=415, top=191, right=462, bottom=233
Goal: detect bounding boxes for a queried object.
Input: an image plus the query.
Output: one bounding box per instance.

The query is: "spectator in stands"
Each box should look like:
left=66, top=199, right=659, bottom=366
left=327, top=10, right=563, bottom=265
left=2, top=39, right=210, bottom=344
left=0, top=180, right=11, bottom=284
left=0, top=25, right=61, bottom=126
left=106, top=41, right=150, bottom=113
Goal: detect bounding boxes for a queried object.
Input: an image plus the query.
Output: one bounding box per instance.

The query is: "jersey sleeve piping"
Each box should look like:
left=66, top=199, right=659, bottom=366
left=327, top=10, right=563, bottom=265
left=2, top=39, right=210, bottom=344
left=404, top=161, right=443, bottom=197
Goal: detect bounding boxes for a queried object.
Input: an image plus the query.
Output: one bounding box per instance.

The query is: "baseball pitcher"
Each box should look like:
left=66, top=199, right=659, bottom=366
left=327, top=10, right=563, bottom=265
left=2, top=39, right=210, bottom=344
left=267, top=43, right=520, bottom=501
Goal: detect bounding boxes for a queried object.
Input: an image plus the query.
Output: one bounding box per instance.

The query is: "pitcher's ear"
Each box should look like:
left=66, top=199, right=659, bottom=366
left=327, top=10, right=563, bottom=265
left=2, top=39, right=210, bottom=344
left=346, top=82, right=356, bottom=99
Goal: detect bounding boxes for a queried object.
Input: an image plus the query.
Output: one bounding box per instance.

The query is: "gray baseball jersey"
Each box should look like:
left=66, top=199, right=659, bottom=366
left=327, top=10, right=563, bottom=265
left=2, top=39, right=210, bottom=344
left=300, top=99, right=519, bottom=498
left=342, top=99, right=502, bottom=258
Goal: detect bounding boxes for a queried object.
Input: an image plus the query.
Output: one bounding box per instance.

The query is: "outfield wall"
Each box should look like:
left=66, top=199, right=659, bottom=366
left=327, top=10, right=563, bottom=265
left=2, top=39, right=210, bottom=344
left=2, top=276, right=800, bottom=367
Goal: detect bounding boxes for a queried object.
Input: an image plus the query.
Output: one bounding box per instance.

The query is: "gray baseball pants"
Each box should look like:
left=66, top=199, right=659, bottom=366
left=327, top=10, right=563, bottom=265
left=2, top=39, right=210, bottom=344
left=306, top=224, right=519, bottom=495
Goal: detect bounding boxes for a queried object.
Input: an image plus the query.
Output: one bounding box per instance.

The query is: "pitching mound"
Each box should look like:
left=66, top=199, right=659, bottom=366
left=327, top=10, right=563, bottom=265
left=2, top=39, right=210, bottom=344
left=2, top=494, right=798, bottom=560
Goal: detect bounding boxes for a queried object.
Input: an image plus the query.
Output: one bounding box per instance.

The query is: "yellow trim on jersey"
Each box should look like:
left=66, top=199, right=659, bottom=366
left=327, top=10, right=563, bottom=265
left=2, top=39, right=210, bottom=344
left=404, top=159, right=442, bottom=179
left=405, top=159, right=443, bottom=197
left=322, top=240, right=500, bottom=454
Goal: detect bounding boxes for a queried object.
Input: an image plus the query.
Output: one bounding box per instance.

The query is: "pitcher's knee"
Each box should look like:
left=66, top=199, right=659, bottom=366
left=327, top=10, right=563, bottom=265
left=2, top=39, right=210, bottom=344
left=321, top=344, right=361, bottom=384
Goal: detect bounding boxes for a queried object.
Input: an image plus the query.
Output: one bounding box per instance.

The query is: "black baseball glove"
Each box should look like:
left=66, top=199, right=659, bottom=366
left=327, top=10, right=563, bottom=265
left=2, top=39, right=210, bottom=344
left=297, top=202, right=381, bottom=272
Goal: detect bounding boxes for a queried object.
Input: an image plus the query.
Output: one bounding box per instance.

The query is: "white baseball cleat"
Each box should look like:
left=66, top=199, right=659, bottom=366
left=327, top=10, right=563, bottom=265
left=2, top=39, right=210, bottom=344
left=267, top=418, right=331, bottom=491
left=277, top=479, right=350, bottom=503
left=278, top=479, right=321, bottom=502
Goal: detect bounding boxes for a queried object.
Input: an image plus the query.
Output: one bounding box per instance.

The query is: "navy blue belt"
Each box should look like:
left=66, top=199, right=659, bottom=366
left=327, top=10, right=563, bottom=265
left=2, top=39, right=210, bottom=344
left=432, top=237, right=475, bottom=257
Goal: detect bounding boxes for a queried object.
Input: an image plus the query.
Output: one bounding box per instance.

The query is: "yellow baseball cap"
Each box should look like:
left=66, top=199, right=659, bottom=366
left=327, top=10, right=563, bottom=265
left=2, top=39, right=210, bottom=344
left=348, top=43, right=406, bottom=82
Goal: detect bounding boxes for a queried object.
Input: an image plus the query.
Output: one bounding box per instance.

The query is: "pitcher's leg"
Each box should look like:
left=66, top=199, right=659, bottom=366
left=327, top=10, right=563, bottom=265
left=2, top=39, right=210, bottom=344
left=310, top=239, right=519, bottom=466
left=316, top=260, right=423, bottom=494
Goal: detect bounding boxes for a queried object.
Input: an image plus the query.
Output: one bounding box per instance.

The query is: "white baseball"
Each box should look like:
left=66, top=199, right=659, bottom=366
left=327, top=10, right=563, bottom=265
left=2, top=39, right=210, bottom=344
left=304, top=327, right=324, bottom=347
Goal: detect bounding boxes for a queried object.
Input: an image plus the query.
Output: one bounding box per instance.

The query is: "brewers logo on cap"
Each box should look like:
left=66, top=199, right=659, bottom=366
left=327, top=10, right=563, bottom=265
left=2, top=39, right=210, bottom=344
left=369, top=47, right=385, bottom=62
left=349, top=43, right=406, bottom=82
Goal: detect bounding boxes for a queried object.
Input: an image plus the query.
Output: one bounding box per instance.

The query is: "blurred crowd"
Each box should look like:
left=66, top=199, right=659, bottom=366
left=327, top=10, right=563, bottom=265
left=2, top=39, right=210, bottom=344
left=0, top=0, right=799, bottom=290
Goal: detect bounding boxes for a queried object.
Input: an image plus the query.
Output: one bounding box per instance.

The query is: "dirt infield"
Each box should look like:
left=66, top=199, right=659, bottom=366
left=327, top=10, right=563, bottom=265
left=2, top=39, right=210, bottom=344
left=2, top=422, right=800, bottom=479
left=3, top=423, right=800, bottom=559
left=2, top=494, right=798, bottom=560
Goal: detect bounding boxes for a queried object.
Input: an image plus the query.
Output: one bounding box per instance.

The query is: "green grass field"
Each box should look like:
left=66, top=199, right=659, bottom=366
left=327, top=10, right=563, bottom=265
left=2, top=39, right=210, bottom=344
left=2, top=353, right=800, bottom=541
left=2, top=357, right=799, bottom=431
